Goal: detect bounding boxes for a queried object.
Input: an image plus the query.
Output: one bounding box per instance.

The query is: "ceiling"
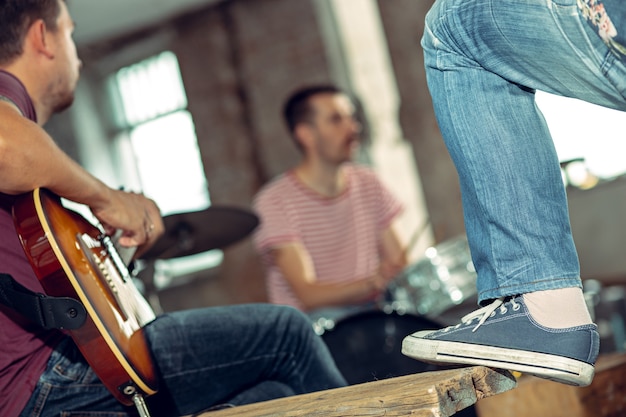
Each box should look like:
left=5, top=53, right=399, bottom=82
left=68, top=0, right=221, bottom=46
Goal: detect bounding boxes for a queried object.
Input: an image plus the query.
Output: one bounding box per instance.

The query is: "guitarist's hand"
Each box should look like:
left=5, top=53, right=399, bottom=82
left=91, top=189, right=164, bottom=256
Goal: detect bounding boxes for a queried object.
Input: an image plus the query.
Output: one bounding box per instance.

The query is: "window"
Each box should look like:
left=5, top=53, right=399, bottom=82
left=536, top=91, right=626, bottom=188
left=109, top=51, right=210, bottom=215
left=109, top=51, right=221, bottom=285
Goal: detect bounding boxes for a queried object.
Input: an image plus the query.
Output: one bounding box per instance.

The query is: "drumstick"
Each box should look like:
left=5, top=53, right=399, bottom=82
left=405, top=217, right=431, bottom=256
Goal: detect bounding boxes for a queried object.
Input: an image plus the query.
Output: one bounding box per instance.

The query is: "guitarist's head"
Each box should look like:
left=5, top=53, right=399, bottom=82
left=0, top=0, right=81, bottom=123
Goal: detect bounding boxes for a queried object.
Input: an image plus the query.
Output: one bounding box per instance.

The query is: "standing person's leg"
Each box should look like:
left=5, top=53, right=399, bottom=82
left=144, top=303, right=346, bottom=416
left=404, top=0, right=625, bottom=387
left=424, top=0, right=625, bottom=302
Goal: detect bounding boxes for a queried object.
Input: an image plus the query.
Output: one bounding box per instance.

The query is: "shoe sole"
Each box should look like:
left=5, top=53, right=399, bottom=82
left=402, top=332, right=595, bottom=387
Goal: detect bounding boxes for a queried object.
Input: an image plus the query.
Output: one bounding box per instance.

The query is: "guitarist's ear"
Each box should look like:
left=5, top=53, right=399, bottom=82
left=26, top=19, right=55, bottom=60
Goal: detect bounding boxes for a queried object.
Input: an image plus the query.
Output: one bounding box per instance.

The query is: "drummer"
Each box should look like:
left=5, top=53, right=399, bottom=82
left=252, top=84, right=408, bottom=321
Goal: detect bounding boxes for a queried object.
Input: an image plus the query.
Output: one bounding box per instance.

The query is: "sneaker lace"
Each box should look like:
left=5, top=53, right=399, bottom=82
left=457, top=296, right=520, bottom=332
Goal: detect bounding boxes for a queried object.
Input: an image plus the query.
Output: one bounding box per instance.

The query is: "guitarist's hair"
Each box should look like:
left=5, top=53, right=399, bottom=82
left=0, top=0, right=64, bottom=65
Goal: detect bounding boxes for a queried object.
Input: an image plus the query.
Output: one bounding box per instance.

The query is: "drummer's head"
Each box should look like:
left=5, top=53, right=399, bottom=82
left=282, top=84, right=362, bottom=160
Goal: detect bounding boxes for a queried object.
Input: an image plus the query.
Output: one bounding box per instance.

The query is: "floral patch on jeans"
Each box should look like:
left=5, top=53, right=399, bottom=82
left=578, top=0, right=626, bottom=62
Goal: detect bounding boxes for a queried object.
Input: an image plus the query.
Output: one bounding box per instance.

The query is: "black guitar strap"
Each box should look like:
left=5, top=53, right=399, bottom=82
left=0, top=273, right=87, bottom=330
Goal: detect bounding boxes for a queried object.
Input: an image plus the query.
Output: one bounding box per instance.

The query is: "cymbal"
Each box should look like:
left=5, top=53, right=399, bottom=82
left=141, top=206, right=259, bottom=260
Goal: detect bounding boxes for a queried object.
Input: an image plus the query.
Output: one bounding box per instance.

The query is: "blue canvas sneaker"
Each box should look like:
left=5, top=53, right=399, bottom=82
left=402, top=296, right=599, bottom=386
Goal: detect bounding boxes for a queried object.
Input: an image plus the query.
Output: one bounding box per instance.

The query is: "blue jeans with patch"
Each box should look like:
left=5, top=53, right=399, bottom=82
left=19, top=304, right=346, bottom=416
left=422, top=0, right=626, bottom=304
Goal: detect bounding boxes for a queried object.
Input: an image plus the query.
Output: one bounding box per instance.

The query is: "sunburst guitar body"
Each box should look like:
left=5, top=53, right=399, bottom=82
left=12, top=187, right=158, bottom=406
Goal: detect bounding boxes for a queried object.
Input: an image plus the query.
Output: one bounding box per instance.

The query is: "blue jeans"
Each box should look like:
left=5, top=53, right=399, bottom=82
left=19, top=304, right=346, bottom=417
left=422, top=0, right=626, bottom=304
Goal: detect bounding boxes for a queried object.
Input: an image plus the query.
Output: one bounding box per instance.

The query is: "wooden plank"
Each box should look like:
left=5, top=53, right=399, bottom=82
left=475, top=353, right=626, bottom=417
left=196, top=366, right=516, bottom=417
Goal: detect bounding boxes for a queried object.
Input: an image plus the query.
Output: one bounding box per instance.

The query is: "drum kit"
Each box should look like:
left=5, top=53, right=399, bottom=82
left=318, top=235, right=626, bottom=389
left=316, top=235, right=479, bottom=385
left=138, top=212, right=480, bottom=389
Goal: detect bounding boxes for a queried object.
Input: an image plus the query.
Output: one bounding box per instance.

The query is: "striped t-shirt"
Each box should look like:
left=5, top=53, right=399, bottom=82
left=252, top=164, right=403, bottom=310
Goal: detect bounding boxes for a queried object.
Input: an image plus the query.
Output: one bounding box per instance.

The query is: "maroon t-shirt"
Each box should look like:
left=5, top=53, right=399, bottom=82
left=0, top=70, right=63, bottom=415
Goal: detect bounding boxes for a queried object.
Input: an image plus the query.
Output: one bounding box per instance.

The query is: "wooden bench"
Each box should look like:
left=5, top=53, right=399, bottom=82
left=475, top=353, right=626, bottom=417
left=196, top=366, right=516, bottom=417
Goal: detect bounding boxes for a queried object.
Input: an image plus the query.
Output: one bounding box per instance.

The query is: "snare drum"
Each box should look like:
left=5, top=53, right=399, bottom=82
left=387, top=236, right=478, bottom=324
left=319, top=309, right=441, bottom=385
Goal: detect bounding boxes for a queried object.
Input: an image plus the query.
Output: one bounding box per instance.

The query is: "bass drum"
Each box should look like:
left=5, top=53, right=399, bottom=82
left=320, top=309, right=441, bottom=385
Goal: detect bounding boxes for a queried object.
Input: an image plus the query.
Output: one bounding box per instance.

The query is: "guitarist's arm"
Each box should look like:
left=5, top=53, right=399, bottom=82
left=0, top=100, right=163, bottom=255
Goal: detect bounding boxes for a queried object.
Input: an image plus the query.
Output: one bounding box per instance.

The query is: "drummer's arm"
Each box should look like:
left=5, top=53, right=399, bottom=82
left=378, top=221, right=408, bottom=282
left=271, top=243, right=382, bottom=311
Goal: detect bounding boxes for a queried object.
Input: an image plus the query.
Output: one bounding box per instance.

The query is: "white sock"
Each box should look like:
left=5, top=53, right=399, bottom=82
left=522, top=287, right=593, bottom=329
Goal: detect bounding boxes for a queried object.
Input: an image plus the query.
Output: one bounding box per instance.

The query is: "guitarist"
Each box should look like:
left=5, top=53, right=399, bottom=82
left=0, top=1, right=346, bottom=416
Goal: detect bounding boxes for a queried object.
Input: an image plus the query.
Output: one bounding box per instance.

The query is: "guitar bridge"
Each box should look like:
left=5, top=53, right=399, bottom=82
left=77, top=233, right=129, bottom=321
left=76, top=232, right=156, bottom=327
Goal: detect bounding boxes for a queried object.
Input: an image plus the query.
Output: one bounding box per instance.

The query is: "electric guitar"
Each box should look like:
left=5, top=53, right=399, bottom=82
left=12, top=188, right=159, bottom=407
